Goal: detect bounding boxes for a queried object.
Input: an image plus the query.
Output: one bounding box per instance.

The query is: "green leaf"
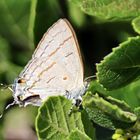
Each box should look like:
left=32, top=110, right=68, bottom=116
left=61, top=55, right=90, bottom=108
left=68, top=1, right=86, bottom=28
left=96, top=36, right=140, bottom=90
left=134, top=107, right=140, bottom=117
left=0, top=36, right=22, bottom=83
left=70, top=0, right=140, bottom=20
left=132, top=16, right=140, bottom=34
left=81, top=110, right=96, bottom=140
left=88, top=81, right=133, bottom=111
left=0, top=0, right=33, bottom=48
left=68, top=129, right=91, bottom=140
left=28, top=0, right=37, bottom=47
left=0, top=36, right=10, bottom=61
left=88, top=80, right=140, bottom=109
left=36, top=96, right=95, bottom=140
left=82, top=92, right=136, bottom=130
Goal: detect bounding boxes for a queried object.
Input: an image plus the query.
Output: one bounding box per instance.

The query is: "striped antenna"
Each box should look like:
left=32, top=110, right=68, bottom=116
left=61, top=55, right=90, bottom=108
left=84, top=75, right=96, bottom=82
left=84, top=75, right=96, bottom=89
left=0, top=83, right=13, bottom=92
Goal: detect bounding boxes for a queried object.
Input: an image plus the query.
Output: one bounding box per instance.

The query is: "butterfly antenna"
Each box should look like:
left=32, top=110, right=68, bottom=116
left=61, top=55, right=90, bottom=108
left=84, top=75, right=96, bottom=89
left=0, top=100, right=16, bottom=118
left=0, top=83, right=13, bottom=92
left=84, top=75, right=96, bottom=82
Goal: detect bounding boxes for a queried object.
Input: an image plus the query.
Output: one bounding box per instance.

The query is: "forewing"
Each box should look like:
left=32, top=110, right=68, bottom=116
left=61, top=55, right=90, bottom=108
left=19, top=19, right=84, bottom=94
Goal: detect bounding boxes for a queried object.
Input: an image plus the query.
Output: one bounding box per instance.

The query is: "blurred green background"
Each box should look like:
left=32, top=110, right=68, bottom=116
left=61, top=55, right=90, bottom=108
left=0, top=0, right=139, bottom=139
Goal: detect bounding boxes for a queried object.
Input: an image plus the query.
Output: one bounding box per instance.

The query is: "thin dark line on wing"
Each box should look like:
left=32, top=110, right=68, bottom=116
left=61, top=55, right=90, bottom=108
left=52, top=29, right=66, bottom=38
left=48, top=47, right=60, bottom=57
left=38, top=62, right=56, bottom=78
left=22, top=19, right=73, bottom=77
left=64, top=19, right=84, bottom=78
left=26, top=34, right=73, bottom=89
left=28, top=36, right=72, bottom=80
left=40, top=30, right=72, bottom=57
left=22, top=34, right=72, bottom=81
left=31, top=36, right=72, bottom=78
left=21, top=58, right=38, bottom=78
left=39, top=37, right=53, bottom=57
left=24, top=59, right=47, bottom=80
left=59, top=36, right=72, bottom=48
left=48, top=36, right=72, bottom=58
left=39, top=44, right=48, bottom=58
left=46, top=76, right=55, bottom=83
left=33, top=20, right=61, bottom=57
left=33, top=20, right=66, bottom=58
left=27, top=62, right=56, bottom=92
left=65, top=52, right=73, bottom=57
left=40, top=35, right=72, bottom=58
left=24, top=38, right=52, bottom=75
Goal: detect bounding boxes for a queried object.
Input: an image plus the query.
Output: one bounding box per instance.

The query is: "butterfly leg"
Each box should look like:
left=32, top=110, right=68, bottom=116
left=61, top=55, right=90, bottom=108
left=68, top=96, right=83, bottom=116
left=75, top=96, right=82, bottom=107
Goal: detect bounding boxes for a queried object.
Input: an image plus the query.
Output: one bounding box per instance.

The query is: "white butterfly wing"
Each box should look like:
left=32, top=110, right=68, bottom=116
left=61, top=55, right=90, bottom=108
left=18, top=19, right=84, bottom=102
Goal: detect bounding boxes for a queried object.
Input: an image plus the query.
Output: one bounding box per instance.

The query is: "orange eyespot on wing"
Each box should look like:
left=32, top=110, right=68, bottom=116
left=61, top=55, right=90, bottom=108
left=63, top=76, right=68, bottom=80
left=17, top=78, right=26, bottom=84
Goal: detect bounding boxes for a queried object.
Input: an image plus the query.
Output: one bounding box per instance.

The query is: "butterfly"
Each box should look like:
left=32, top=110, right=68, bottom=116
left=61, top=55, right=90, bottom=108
left=12, top=19, right=86, bottom=107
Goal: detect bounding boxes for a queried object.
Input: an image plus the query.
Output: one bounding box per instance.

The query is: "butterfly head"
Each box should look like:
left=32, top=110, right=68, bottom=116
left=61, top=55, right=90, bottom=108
left=13, top=77, right=41, bottom=106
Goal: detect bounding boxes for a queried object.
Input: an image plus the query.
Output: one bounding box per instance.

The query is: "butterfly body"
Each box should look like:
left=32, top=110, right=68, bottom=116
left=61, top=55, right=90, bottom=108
left=12, top=19, right=86, bottom=106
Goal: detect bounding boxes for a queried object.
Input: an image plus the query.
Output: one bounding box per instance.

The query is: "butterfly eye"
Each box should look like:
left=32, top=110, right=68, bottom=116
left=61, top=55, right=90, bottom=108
left=17, top=78, right=26, bottom=84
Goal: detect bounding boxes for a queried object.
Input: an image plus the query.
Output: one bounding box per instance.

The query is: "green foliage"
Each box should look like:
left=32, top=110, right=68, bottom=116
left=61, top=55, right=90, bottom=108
left=96, top=36, right=140, bottom=90
left=68, top=129, right=91, bottom=140
left=83, top=92, right=136, bottom=130
left=36, top=96, right=95, bottom=140
left=0, top=0, right=33, bottom=48
left=70, top=0, right=140, bottom=21
left=1, top=0, right=140, bottom=140
left=132, top=16, right=140, bottom=34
